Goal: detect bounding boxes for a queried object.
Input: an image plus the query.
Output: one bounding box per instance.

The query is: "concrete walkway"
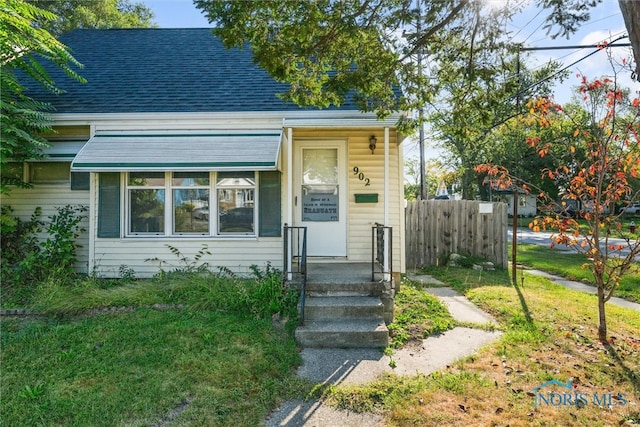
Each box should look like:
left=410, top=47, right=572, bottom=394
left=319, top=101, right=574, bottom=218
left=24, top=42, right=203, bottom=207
left=265, top=268, right=639, bottom=426
left=265, top=279, right=501, bottom=427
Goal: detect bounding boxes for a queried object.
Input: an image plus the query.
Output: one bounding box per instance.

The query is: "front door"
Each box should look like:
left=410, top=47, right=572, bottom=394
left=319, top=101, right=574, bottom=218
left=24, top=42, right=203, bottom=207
left=294, top=141, right=347, bottom=256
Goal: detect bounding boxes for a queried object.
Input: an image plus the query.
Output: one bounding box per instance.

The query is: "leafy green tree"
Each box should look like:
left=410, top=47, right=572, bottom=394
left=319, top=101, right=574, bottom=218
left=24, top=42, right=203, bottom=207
left=27, top=0, right=155, bottom=35
left=404, top=157, right=444, bottom=200
left=429, top=53, right=565, bottom=200
left=195, top=0, right=603, bottom=201
left=0, top=0, right=84, bottom=194
left=194, top=0, right=638, bottom=124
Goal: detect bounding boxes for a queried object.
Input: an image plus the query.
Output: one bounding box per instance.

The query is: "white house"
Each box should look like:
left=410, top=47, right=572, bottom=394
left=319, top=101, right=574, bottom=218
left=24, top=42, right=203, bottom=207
left=4, top=28, right=407, bottom=279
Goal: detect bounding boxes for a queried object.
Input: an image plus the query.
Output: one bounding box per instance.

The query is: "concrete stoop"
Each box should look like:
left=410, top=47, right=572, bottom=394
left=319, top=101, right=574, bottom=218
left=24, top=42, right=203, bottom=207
left=295, top=281, right=390, bottom=348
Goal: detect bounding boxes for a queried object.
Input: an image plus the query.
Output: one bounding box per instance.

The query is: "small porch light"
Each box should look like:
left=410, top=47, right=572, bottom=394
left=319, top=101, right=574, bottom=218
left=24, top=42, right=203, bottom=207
left=369, top=135, right=377, bottom=154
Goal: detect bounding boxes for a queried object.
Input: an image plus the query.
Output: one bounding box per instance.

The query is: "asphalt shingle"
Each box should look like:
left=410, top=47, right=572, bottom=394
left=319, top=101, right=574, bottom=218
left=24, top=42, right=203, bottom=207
left=22, top=28, right=359, bottom=114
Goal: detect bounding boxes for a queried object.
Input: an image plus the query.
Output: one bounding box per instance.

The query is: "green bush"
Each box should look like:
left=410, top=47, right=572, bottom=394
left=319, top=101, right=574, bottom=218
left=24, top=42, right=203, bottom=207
left=0, top=205, right=87, bottom=306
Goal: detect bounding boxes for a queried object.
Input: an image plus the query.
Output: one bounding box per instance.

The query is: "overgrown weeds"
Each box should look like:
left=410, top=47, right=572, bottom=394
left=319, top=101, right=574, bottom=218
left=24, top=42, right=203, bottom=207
left=31, top=263, right=299, bottom=325
left=1, top=204, right=86, bottom=306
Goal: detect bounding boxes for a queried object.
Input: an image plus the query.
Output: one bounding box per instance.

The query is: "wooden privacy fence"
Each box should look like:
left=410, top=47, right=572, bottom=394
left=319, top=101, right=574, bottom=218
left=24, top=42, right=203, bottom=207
left=405, top=200, right=508, bottom=269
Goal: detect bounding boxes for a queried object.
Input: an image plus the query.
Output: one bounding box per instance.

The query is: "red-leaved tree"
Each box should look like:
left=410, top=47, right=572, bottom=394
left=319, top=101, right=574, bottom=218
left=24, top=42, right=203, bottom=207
left=478, top=50, right=640, bottom=342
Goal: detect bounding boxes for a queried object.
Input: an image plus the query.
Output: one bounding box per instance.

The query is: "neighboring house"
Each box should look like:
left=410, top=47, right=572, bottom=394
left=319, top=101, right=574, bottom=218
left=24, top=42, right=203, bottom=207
left=493, top=191, right=537, bottom=217
left=4, top=28, right=406, bottom=278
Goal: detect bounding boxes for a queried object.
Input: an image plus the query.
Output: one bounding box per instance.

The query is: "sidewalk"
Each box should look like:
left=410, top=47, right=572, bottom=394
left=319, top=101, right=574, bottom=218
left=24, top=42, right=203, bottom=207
left=265, top=278, right=501, bottom=426
left=524, top=268, right=640, bottom=311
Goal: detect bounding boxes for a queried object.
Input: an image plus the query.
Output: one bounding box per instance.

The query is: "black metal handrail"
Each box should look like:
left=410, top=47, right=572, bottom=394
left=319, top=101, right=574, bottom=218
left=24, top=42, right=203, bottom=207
left=371, top=223, right=392, bottom=282
left=283, top=224, right=307, bottom=323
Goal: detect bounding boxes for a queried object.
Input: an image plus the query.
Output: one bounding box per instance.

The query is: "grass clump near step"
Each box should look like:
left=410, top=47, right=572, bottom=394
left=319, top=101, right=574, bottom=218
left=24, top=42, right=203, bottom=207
left=387, top=281, right=456, bottom=349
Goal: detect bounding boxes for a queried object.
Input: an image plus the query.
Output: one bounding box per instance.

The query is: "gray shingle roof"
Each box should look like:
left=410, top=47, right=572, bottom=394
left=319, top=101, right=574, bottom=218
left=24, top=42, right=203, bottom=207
left=23, top=28, right=359, bottom=114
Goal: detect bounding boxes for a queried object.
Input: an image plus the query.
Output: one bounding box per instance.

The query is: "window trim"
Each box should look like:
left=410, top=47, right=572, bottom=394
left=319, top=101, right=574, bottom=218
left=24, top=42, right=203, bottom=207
left=28, top=161, right=71, bottom=185
left=124, top=171, right=259, bottom=238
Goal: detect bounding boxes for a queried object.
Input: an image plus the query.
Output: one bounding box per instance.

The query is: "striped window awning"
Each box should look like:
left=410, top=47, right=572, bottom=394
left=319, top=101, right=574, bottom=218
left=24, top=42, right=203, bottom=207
left=71, top=130, right=282, bottom=172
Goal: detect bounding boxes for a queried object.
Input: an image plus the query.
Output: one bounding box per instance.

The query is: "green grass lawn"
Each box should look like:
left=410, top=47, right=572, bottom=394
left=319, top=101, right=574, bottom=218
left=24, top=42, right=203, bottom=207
left=514, top=244, right=640, bottom=303
left=0, top=270, right=308, bottom=426
left=1, top=310, right=304, bottom=426
left=2, top=245, right=638, bottom=426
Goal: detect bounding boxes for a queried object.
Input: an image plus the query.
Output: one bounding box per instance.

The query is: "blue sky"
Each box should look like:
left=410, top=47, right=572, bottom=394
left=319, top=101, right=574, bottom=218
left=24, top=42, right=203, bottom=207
left=145, top=0, right=209, bottom=28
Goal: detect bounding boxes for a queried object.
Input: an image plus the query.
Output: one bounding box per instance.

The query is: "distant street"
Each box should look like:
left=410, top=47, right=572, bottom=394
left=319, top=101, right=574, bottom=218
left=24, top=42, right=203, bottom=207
left=508, top=228, right=639, bottom=260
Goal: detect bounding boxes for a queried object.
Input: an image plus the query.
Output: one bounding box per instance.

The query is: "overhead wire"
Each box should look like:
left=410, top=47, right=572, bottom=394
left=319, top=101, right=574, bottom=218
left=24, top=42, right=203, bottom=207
left=406, top=4, right=632, bottom=159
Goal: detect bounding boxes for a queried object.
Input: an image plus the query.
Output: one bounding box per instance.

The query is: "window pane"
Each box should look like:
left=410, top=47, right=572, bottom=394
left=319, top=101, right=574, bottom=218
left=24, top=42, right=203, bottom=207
left=30, top=162, right=70, bottom=183
left=217, top=171, right=255, bottom=234
left=71, top=172, right=90, bottom=190
left=218, top=203, right=254, bottom=233
left=130, top=189, right=165, bottom=233
left=302, top=149, right=337, bottom=185
left=172, top=172, right=209, bottom=186
left=128, top=172, right=164, bottom=186
left=217, top=171, right=255, bottom=187
left=174, top=189, right=209, bottom=233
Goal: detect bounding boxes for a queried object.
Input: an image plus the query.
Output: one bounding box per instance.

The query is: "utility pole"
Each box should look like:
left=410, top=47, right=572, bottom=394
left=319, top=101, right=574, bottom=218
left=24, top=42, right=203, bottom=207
left=417, top=2, right=426, bottom=200
left=513, top=54, right=520, bottom=286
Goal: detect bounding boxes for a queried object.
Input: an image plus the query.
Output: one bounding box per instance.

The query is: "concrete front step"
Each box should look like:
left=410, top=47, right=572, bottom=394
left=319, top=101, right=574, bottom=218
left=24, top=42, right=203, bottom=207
left=295, top=319, right=389, bottom=348
left=304, top=296, right=383, bottom=321
left=305, top=281, right=385, bottom=297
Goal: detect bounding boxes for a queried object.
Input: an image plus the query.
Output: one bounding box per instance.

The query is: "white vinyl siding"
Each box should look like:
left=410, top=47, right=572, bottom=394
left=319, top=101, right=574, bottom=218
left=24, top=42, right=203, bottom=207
left=293, top=129, right=404, bottom=272
left=91, top=238, right=283, bottom=278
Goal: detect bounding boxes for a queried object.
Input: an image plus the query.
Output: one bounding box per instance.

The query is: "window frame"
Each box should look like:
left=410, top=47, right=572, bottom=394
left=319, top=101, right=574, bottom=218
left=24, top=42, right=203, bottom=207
left=127, top=172, right=166, bottom=236
left=171, top=172, right=210, bottom=235
left=216, top=172, right=256, bottom=236
left=124, top=171, right=258, bottom=238
left=28, top=161, right=71, bottom=185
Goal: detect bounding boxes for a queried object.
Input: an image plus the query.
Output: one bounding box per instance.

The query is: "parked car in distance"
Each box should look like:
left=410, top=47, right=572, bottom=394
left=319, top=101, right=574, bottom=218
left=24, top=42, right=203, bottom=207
left=619, top=202, right=640, bottom=215
left=219, top=207, right=254, bottom=232
left=193, top=206, right=209, bottom=220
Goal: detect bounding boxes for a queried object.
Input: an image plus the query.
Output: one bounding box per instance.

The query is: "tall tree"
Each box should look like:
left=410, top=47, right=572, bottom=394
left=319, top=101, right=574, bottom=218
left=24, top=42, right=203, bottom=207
left=27, top=0, right=155, bottom=34
left=429, top=53, right=565, bottom=200
left=195, top=0, right=639, bottom=124
left=0, top=0, right=84, bottom=194
left=617, top=0, right=639, bottom=81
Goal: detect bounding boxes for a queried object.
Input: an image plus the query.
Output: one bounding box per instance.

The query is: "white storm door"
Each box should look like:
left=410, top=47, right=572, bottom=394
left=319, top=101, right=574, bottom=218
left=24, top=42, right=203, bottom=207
left=295, top=142, right=347, bottom=256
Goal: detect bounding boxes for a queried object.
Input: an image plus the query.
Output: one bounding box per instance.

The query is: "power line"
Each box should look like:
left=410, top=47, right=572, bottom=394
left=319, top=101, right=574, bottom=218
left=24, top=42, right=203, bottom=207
left=514, top=35, right=631, bottom=100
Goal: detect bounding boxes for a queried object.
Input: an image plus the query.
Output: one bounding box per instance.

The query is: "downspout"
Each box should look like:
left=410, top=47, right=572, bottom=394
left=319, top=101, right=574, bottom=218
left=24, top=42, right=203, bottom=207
left=384, top=127, right=390, bottom=281
left=87, top=124, right=97, bottom=276
left=286, top=126, right=293, bottom=280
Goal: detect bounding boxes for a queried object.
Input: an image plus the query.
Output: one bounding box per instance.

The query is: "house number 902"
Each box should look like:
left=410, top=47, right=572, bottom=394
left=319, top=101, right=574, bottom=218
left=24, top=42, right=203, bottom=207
left=353, top=166, right=371, bottom=186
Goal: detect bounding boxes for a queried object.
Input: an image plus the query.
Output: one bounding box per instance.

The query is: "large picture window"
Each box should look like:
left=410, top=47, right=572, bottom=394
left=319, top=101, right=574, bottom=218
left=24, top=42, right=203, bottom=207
left=124, top=171, right=263, bottom=237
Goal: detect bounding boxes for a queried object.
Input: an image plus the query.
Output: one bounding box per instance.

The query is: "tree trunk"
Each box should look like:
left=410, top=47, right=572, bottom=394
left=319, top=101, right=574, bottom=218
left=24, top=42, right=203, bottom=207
left=618, top=0, right=640, bottom=81
left=597, top=284, right=607, bottom=342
